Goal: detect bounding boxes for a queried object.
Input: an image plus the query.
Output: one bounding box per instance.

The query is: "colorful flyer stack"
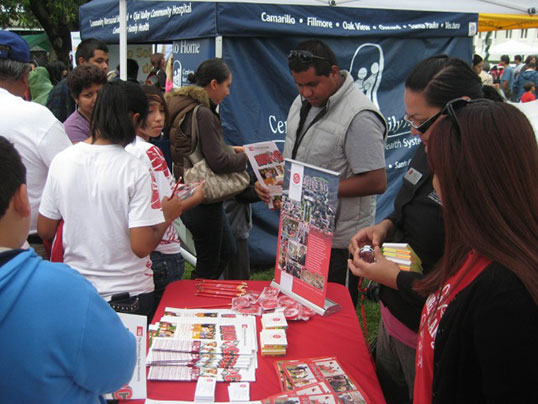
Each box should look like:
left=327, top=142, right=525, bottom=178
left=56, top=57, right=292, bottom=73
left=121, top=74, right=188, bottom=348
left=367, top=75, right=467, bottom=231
left=382, top=242, right=423, bottom=273
left=244, top=141, right=284, bottom=209
left=146, top=309, right=258, bottom=382
left=260, top=311, right=288, bottom=356
left=265, top=356, right=370, bottom=404
left=260, top=328, right=288, bottom=357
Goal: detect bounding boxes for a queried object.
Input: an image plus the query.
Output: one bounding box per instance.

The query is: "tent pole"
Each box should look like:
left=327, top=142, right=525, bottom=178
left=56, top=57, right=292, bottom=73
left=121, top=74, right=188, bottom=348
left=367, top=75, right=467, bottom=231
left=215, top=35, right=223, bottom=58
left=119, top=0, right=127, bottom=80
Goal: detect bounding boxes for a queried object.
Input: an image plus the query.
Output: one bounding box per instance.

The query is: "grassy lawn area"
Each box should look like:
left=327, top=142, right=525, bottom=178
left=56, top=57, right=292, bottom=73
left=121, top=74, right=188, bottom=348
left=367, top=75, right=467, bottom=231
left=182, top=263, right=381, bottom=345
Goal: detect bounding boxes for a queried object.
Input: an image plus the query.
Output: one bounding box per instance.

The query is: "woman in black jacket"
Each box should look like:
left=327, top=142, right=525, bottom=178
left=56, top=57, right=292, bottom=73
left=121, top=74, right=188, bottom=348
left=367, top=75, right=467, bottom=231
left=351, top=99, right=538, bottom=403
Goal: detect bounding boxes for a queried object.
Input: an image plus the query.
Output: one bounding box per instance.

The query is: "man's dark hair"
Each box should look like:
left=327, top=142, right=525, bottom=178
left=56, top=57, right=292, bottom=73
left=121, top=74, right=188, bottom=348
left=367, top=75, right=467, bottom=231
left=126, top=58, right=139, bottom=80
left=122, top=80, right=148, bottom=128
left=472, top=54, right=483, bottom=67
left=524, top=81, right=535, bottom=92
left=288, top=40, right=337, bottom=77
left=515, top=55, right=522, bottom=63
left=0, top=136, right=26, bottom=218
left=75, top=38, right=109, bottom=63
left=500, top=54, right=510, bottom=64
left=67, top=64, right=107, bottom=99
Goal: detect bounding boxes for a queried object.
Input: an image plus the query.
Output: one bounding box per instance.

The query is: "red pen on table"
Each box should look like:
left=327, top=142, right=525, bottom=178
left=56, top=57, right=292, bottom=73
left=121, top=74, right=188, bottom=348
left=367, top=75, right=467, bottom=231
left=169, top=176, right=183, bottom=199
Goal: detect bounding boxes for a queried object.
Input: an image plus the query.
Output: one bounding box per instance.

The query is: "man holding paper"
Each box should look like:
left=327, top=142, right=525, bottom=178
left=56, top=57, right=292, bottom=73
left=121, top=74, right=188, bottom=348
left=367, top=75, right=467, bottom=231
left=256, top=40, right=387, bottom=304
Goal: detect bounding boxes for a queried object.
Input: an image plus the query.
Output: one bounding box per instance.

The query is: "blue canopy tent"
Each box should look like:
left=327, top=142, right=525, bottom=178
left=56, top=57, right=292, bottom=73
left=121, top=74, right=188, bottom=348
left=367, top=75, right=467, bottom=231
left=79, top=0, right=477, bottom=268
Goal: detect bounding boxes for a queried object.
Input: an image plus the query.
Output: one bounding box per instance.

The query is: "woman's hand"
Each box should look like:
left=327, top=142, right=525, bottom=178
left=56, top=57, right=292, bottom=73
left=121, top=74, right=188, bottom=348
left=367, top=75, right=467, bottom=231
left=254, top=180, right=271, bottom=203
left=348, top=219, right=392, bottom=256
left=232, top=146, right=245, bottom=154
left=348, top=246, right=400, bottom=289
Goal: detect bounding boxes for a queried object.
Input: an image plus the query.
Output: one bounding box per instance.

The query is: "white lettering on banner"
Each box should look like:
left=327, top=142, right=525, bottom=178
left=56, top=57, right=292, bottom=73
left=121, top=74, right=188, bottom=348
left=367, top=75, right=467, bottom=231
left=379, top=24, right=402, bottom=30
left=403, top=137, right=421, bottom=149
left=387, top=159, right=412, bottom=170
left=172, top=3, right=192, bottom=16
left=307, top=17, right=333, bottom=28
left=385, top=139, right=402, bottom=150
left=90, top=18, right=104, bottom=27
left=445, top=22, right=461, bottom=29
left=151, top=7, right=172, bottom=19
left=269, top=115, right=287, bottom=135
left=180, top=41, right=200, bottom=54
left=409, top=23, right=426, bottom=29
left=385, top=115, right=407, bottom=134
left=260, top=12, right=296, bottom=25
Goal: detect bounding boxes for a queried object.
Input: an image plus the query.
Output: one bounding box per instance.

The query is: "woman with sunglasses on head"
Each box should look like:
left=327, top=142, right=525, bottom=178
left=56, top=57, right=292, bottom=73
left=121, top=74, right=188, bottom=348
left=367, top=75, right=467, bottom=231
left=356, top=99, right=538, bottom=403
left=348, top=55, right=483, bottom=404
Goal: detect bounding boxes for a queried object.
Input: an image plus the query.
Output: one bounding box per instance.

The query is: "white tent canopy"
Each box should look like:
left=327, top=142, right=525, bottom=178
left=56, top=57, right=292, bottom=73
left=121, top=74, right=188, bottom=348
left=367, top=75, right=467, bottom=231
left=181, top=0, right=538, bottom=15
left=488, top=39, right=536, bottom=55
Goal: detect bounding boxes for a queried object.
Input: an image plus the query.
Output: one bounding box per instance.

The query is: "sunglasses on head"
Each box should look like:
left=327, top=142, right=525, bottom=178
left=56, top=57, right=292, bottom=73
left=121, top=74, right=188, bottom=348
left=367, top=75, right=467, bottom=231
left=440, top=97, right=495, bottom=140
left=288, top=50, right=328, bottom=64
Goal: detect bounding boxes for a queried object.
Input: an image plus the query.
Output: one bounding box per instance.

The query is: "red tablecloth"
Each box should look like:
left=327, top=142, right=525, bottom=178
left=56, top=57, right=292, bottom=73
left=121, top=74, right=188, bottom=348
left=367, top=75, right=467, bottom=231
left=132, top=280, right=385, bottom=403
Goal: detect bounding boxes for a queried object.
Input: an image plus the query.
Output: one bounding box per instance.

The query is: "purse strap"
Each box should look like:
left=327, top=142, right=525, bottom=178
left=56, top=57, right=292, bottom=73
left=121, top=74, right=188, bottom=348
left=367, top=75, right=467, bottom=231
left=186, top=105, right=204, bottom=165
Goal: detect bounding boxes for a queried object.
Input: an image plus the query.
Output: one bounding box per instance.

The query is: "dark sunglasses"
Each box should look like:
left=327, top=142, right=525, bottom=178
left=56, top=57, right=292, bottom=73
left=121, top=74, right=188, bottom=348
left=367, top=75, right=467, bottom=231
left=288, top=50, right=328, bottom=64
left=403, top=111, right=442, bottom=134
left=441, top=97, right=495, bottom=140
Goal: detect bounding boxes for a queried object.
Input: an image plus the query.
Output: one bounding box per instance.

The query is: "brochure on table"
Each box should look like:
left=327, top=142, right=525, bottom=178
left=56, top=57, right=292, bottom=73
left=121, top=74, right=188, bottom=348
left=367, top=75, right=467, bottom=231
left=273, top=158, right=340, bottom=314
left=244, top=141, right=284, bottom=209
left=105, top=312, right=147, bottom=400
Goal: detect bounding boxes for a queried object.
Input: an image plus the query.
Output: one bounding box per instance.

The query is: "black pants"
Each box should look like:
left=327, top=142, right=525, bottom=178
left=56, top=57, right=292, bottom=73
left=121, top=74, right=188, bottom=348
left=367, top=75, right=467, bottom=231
left=181, top=202, right=237, bottom=279
left=327, top=248, right=359, bottom=306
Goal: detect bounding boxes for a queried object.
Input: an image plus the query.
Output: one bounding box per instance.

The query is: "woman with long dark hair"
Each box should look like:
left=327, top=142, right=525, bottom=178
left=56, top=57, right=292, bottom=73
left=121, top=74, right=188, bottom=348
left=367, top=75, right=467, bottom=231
left=167, top=58, right=247, bottom=279
left=415, top=100, right=538, bottom=402
left=348, top=55, right=483, bottom=403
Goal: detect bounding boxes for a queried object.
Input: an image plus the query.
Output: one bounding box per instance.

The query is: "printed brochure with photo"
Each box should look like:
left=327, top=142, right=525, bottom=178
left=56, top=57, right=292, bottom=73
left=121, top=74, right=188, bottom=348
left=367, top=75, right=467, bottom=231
left=244, top=141, right=284, bottom=209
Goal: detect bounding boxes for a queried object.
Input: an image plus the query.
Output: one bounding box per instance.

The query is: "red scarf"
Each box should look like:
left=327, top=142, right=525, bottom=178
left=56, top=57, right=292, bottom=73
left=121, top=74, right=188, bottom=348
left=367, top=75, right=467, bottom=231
left=414, top=252, right=491, bottom=404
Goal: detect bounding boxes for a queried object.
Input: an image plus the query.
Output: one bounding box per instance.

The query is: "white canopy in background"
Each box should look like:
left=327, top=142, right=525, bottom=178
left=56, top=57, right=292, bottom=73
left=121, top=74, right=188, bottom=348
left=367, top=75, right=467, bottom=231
left=488, top=39, right=537, bottom=55
left=179, top=0, right=538, bottom=15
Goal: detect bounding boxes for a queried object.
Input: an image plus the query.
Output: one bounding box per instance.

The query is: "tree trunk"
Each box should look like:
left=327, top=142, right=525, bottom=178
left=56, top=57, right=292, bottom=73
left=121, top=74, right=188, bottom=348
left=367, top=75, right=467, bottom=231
left=27, top=1, right=79, bottom=68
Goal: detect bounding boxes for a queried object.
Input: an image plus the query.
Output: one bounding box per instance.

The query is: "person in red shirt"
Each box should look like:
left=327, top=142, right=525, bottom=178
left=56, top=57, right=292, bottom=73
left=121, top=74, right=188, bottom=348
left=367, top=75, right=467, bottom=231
left=520, top=81, right=536, bottom=102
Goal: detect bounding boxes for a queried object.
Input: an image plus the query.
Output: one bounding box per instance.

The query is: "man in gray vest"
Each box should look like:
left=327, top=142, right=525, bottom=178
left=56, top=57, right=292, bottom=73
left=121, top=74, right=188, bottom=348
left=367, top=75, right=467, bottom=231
left=257, top=39, right=387, bottom=304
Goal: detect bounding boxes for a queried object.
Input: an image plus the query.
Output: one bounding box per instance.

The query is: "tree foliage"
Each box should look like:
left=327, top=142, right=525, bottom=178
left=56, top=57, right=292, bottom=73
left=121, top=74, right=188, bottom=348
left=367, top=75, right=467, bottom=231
left=0, top=0, right=92, bottom=66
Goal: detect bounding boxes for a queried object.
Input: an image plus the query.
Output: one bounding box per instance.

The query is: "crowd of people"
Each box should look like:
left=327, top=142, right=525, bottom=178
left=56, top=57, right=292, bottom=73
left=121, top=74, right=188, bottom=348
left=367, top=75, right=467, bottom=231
left=0, top=29, right=537, bottom=403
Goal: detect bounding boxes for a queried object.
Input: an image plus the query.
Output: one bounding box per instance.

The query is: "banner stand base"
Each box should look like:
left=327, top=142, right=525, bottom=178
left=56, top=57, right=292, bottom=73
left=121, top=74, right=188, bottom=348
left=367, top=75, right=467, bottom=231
left=270, top=280, right=341, bottom=317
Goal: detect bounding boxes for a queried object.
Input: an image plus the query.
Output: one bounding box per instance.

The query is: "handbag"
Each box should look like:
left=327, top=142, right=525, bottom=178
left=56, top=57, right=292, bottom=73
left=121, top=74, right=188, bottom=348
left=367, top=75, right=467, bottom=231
left=183, top=105, right=250, bottom=204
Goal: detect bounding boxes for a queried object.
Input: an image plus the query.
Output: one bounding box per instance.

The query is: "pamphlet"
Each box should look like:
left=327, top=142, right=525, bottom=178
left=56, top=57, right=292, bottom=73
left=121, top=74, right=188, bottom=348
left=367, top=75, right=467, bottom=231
left=244, top=141, right=284, bottom=209
left=105, top=312, right=147, bottom=400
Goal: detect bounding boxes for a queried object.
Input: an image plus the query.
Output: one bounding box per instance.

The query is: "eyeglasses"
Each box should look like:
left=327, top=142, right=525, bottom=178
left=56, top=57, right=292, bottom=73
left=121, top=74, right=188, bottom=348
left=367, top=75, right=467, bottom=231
left=440, top=97, right=495, bottom=140
left=288, top=50, right=328, bottom=64
left=403, top=111, right=442, bottom=134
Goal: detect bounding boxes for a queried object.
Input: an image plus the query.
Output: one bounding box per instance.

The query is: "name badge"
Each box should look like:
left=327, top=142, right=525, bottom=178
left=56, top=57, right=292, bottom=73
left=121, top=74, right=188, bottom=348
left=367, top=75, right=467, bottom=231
left=404, top=168, right=423, bottom=185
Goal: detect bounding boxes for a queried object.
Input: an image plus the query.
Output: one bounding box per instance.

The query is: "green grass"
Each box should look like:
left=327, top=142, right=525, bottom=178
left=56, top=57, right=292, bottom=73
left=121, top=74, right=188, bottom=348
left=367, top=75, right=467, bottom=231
left=182, top=263, right=381, bottom=345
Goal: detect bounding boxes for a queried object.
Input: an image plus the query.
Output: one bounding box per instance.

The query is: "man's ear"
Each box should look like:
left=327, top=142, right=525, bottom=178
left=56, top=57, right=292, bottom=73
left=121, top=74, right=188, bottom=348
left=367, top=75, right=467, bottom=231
left=329, top=65, right=340, bottom=79
left=13, top=184, right=31, bottom=218
left=209, top=78, right=218, bottom=90
left=77, top=57, right=87, bottom=66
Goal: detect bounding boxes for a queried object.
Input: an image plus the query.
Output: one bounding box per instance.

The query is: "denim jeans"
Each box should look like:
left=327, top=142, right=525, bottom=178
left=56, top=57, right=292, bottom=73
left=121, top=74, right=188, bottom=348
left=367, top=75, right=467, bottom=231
left=150, top=251, right=185, bottom=306
left=180, top=202, right=236, bottom=280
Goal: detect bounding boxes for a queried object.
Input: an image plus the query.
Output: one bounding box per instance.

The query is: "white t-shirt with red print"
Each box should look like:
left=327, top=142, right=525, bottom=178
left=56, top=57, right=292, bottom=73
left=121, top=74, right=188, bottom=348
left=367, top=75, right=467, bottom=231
left=126, top=137, right=181, bottom=255
left=39, top=142, right=164, bottom=299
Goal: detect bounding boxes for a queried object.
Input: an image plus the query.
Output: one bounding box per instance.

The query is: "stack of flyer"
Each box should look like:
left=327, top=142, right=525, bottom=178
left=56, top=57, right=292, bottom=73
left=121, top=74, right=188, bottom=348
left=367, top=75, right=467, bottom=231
left=382, top=242, right=423, bottom=273
left=260, top=311, right=288, bottom=356
left=146, top=308, right=258, bottom=382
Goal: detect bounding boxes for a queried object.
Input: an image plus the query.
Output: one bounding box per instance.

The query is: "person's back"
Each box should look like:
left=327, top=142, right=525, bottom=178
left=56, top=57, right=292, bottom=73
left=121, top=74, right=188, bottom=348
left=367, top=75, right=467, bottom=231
left=0, top=31, right=71, bottom=240
left=0, top=135, right=136, bottom=403
left=0, top=249, right=136, bottom=403
left=513, top=66, right=538, bottom=100
left=28, top=66, right=53, bottom=105
left=39, top=142, right=159, bottom=298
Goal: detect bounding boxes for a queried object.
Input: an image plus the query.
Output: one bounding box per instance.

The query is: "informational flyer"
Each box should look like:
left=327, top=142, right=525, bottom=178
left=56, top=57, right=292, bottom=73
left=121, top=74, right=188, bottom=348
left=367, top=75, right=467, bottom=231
left=244, top=141, right=284, bottom=209
left=105, top=313, right=147, bottom=400
left=274, top=159, right=339, bottom=309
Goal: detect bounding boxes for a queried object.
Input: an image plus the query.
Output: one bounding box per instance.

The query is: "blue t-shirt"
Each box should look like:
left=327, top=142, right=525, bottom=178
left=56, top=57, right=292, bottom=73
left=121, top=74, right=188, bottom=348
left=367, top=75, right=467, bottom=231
left=501, top=66, right=514, bottom=93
